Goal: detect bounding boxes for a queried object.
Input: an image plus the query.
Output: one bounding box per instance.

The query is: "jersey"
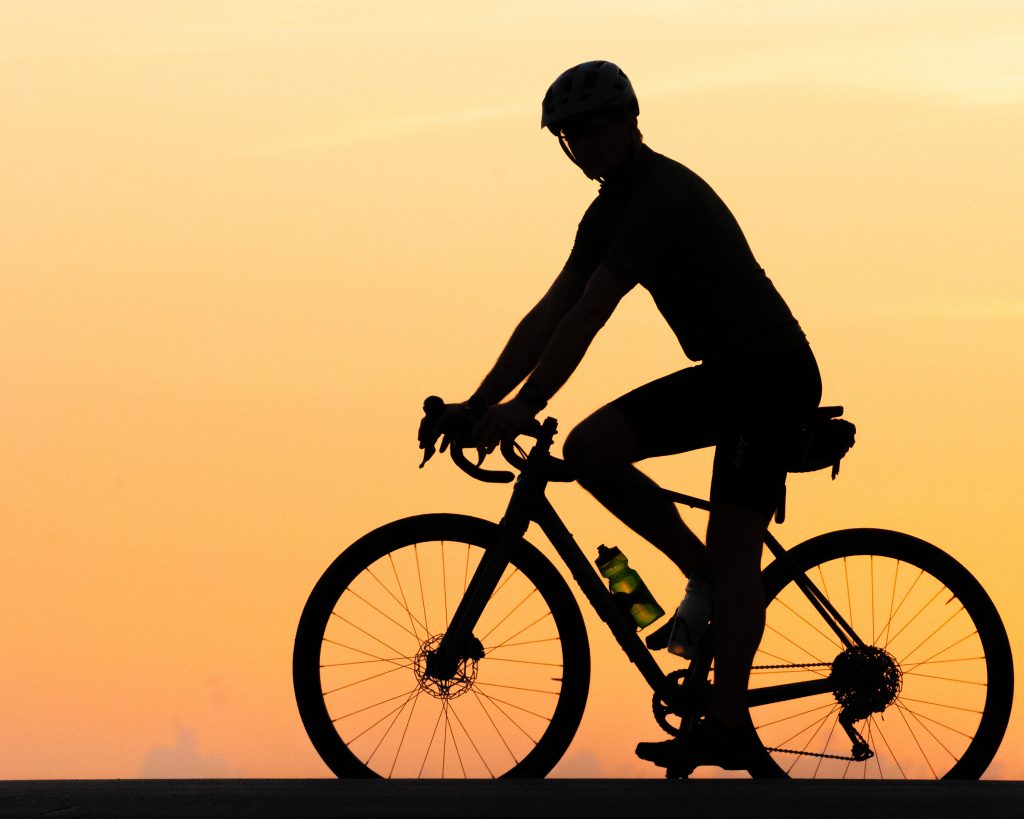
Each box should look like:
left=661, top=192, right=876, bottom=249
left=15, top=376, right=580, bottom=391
left=564, top=143, right=805, bottom=363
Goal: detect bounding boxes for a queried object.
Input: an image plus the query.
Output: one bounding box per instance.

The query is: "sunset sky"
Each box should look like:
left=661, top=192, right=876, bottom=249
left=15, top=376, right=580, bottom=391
left=2, top=1, right=1022, bottom=778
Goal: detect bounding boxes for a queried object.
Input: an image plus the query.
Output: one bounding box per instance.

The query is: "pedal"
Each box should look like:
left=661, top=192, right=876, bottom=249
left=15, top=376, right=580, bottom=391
left=636, top=740, right=696, bottom=778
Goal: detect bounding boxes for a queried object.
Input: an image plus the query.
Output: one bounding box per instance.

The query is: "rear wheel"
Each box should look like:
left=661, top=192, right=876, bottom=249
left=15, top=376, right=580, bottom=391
left=293, top=514, right=591, bottom=778
left=751, top=529, right=1013, bottom=779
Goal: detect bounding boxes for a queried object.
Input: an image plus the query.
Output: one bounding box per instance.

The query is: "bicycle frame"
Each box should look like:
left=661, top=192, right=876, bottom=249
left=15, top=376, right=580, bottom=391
left=427, top=418, right=868, bottom=716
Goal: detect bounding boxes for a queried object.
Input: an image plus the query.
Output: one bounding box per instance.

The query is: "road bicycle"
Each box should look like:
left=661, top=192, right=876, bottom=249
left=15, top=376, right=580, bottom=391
left=292, top=404, right=1013, bottom=779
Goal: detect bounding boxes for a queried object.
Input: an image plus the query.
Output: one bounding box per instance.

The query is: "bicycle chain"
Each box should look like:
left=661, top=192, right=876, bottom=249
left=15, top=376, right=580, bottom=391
left=753, top=659, right=864, bottom=761
left=656, top=661, right=865, bottom=762
left=763, top=746, right=863, bottom=761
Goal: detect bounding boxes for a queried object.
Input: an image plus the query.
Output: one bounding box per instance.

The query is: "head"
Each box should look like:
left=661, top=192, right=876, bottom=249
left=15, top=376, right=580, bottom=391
left=541, top=61, right=641, bottom=180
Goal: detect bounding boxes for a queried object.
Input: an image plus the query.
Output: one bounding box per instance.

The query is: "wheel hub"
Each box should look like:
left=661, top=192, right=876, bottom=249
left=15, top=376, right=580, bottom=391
left=831, top=645, right=902, bottom=719
left=414, top=634, right=481, bottom=700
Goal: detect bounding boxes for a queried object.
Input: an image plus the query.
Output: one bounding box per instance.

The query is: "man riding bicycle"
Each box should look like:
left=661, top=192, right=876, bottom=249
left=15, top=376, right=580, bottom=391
left=422, top=60, right=822, bottom=771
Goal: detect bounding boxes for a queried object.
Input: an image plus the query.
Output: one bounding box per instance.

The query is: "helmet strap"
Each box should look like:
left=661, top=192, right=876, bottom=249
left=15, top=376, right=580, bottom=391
left=558, top=134, right=601, bottom=181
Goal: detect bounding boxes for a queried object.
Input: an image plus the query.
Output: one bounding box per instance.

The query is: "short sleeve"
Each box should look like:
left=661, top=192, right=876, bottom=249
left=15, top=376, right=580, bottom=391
left=564, top=196, right=615, bottom=280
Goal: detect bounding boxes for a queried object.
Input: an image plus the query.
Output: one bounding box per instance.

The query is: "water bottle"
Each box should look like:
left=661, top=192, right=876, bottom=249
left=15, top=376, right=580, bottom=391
left=595, top=545, right=665, bottom=629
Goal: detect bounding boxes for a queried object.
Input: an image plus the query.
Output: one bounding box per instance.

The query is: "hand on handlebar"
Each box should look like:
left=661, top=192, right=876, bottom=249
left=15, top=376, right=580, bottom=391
left=471, top=397, right=542, bottom=454
left=417, top=396, right=483, bottom=467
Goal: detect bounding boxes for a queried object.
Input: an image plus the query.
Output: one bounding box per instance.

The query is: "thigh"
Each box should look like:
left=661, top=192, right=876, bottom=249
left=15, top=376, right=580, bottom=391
left=609, top=366, right=722, bottom=459
left=709, top=344, right=823, bottom=517
left=562, top=403, right=642, bottom=466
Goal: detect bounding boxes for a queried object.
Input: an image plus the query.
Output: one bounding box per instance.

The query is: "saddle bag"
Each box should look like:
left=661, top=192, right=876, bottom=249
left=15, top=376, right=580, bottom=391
left=787, top=406, right=857, bottom=479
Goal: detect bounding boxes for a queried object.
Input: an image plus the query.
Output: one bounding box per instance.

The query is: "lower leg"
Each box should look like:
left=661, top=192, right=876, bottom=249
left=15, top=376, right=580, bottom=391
left=577, top=464, right=709, bottom=576
left=706, top=503, right=769, bottom=726
left=563, top=406, right=708, bottom=577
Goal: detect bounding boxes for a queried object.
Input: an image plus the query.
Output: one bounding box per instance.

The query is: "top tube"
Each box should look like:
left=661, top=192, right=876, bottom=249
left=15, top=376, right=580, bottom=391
left=448, top=416, right=713, bottom=513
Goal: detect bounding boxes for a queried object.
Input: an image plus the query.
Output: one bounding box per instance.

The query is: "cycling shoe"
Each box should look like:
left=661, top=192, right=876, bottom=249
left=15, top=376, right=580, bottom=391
left=636, top=717, right=767, bottom=775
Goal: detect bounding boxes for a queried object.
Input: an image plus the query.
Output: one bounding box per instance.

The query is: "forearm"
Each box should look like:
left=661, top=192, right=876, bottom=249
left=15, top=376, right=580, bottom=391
left=515, top=308, right=602, bottom=407
left=474, top=308, right=554, bottom=404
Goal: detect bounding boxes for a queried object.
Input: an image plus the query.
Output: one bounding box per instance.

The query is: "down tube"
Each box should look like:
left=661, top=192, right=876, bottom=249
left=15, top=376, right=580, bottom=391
left=532, top=499, right=667, bottom=692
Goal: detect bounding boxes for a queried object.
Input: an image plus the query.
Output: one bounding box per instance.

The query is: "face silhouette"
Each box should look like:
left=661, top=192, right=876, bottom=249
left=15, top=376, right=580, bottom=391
left=559, top=115, right=636, bottom=179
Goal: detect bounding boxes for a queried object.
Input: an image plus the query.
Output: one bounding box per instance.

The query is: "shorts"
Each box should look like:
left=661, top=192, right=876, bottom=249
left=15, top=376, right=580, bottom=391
left=611, top=343, right=822, bottom=518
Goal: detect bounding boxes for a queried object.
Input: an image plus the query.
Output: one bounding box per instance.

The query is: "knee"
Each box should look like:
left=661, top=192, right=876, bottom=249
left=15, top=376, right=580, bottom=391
left=562, top=423, right=596, bottom=466
left=562, top=407, right=636, bottom=468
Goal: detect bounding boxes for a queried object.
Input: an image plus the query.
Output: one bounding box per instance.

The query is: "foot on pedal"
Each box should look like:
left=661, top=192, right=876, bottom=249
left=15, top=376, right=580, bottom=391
left=636, top=717, right=768, bottom=775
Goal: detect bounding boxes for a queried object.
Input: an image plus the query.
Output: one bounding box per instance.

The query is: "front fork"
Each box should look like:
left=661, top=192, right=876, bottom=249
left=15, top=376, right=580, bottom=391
left=424, top=470, right=545, bottom=681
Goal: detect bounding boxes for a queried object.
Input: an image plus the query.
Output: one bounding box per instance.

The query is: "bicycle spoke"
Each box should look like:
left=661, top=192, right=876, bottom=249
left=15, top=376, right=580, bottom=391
left=754, top=700, right=836, bottom=731
left=322, top=662, right=413, bottom=697
left=481, top=656, right=563, bottom=668
left=897, top=695, right=983, bottom=715
left=447, top=709, right=469, bottom=778
left=878, top=567, right=925, bottom=651
left=474, top=680, right=561, bottom=696
left=870, top=555, right=876, bottom=645
left=418, top=705, right=447, bottom=778
left=767, top=597, right=843, bottom=654
left=445, top=699, right=496, bottom=777
left=389, top=688, right=422, bottom=778
left=812, top=714, right=841, bottom=777
left=897, top=702, right=976, bottom=743
left=899, top=604, right=968, bottom=667
left=844, top=557, right=853, bottom=639
left=472, top=688, right=542, bottom=746
left=320, top=638, right=412, bottom=668
left=486, top=610, right=556, bottom=651
left=895, top=699, right=939, bottom=778
left=882, top=583, right=943, bottom=650
left=904, top=670, right=986, bottom=687
left=487, top=636, right=564, bottom=650
left=343, top=587, right=422, bottom=644
left=901, top=653, right=985, bottom=672
left=869, top=712, right=908, bottom=779
left=881, top=559, right=901, bottom=649
left=331, top=613, right=414, bottom=660
left=371, top=561, right=428, bottom=640
left=414, top=543, right=429, bottom=635
left=386, top=551, right=424, bottom=643
left=471, top=689, right=525, bottom=763
left=480, top=586, right=541, bottom=643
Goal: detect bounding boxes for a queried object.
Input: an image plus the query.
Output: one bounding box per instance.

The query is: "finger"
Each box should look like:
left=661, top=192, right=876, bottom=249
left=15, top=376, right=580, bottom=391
left=476, top=416, right=502, bottom=451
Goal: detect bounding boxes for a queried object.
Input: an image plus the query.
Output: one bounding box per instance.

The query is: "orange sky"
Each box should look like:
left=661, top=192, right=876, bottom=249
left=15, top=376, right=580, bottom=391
left=2, top=1, right=1022, bottom=778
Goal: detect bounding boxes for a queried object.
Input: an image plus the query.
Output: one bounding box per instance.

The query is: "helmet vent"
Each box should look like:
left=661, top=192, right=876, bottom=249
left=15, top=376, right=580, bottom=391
left=540, top=60, right=639, bottom=132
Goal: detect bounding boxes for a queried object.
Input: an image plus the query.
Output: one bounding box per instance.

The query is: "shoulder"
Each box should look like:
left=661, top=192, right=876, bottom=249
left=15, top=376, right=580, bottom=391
left=634, top=146, right=709, bottom=205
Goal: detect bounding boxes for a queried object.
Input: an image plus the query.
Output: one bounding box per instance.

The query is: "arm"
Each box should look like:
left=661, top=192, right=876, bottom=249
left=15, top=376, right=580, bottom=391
left=473, top=265, right=633, bottom=447
left=516, top=264, right=633, bottom=406
left=473, top=265, right=587, bottom=405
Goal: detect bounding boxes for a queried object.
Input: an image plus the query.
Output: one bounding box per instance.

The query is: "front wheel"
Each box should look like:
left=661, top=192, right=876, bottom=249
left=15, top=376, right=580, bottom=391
left=751, top=529, right=1013, bottom=779
left=293, top=514, right=591, bottom=778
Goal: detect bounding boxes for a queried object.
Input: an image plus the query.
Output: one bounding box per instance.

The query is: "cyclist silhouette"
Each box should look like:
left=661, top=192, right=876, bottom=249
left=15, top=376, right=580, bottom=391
left=423, top=60, right=822, bottom=770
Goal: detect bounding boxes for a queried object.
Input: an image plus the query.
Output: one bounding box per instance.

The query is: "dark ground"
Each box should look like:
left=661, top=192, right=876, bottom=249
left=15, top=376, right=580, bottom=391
left=1, top=779, right=1022, bottom=818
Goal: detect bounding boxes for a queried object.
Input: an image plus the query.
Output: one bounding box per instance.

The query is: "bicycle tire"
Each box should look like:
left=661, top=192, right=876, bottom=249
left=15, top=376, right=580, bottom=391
left=750, top=528, right=1013, bottom=779
left=293, top=513, right=591, bottom=778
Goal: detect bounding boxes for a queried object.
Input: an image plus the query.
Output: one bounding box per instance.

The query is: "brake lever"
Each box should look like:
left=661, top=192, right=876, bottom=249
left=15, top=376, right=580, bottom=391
left=418, top=395, right=445, bottom=468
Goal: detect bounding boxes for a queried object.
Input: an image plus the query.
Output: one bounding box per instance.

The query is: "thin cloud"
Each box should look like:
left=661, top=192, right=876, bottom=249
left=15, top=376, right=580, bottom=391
left=246, top=102, right=531, bottom=155
left=139, top=724, right=244, bottom=778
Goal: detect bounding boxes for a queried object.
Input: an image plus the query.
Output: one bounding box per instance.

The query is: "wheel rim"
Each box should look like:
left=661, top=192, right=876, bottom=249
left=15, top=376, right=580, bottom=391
left=753, top=550, right=994, bottom=778
left=313, top=538, right=570, bottom=778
